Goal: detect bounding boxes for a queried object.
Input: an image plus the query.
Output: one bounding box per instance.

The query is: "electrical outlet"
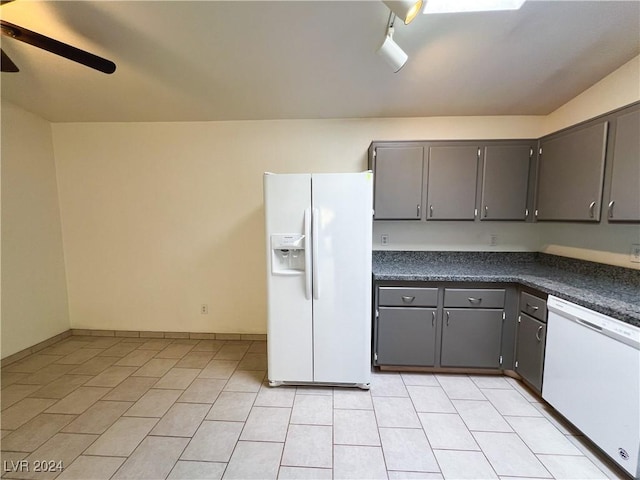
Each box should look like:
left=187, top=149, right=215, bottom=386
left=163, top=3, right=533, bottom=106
left=201, top=304, right=209, bottom=315
left=631, top=244, right=640, bottom=263
left=381, top=234, right=389, bottom=246
left=490, top=234, right=498, bottom=246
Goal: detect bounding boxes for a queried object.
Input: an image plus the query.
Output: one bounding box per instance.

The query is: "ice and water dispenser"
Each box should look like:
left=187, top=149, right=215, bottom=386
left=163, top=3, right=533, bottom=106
left=271, top=234, right=305, bottom=275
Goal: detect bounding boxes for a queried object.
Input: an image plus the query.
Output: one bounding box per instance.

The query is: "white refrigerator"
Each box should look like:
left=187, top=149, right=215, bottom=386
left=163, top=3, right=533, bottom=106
left=264, top=172, right=373, bottom=388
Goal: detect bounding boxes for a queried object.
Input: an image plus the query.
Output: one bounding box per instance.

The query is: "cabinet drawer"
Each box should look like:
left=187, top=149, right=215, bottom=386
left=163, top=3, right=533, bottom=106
left=444, top=288, right=505, bottom=308
left=519, top=292, right=547, bottom=321
left=378, top=287, right=438, bottom=307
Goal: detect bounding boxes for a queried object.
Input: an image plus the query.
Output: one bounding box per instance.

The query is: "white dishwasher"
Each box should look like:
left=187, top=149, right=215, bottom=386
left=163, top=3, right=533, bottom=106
left=543, top=296, right=640, bottom=478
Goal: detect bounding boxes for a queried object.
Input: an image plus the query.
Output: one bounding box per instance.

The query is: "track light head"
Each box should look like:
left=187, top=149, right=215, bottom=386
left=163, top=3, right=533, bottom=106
left=376, top=27, right=408, bottom=73
left=383, top=0, right=423, bottom=24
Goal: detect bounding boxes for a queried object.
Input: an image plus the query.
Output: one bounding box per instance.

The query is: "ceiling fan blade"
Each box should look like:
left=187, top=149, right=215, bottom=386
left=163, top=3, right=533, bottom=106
left=0, top=20, right=116, bottom=74
left=1, top=48, right=19, bottom=72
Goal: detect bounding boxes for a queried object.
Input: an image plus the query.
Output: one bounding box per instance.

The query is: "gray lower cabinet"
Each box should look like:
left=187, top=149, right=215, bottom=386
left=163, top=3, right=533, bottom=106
left=440, top=309, right=503, bottom=368
left=427, top=145, right=479, bottom=220
left=481, top=144, right=532, bottom=221
left=608, top=108, right=640, bottom=222
left=375, top=284, right=507, bottom=369
left=536, top=121, right=608, bottom=221
left=377, top=307, right=437, bottom=366
left=372, top=146, right=424, bottom=220
left=515, top=313, right=546, bottom=392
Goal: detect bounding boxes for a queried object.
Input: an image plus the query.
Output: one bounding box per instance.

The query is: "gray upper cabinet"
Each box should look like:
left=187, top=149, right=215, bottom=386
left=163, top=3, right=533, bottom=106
left=372, top=146, right=424, bottom=220
left=536, top=121, right=608, bottom=222
left=608, top=109, right=640, bottom=222
left=481, top=144, right=532, bottom=221
left=427, top=145, right=479, bottom=220
left=370, top=104, right=637, bottom=225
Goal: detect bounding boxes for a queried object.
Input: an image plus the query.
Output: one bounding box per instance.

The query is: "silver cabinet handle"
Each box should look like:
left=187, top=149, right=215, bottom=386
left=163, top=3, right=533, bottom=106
left=467, top=297, right=482, bottom=304
left=445, top=311, right=450, bottom=326
left=429, top=205, right=434, bottom=217
left=526, top=303, right=539, bottom=312
left=401, top=296, right=415, bottom=303
left=536, top=326, right=543, bottom=342
left=589, top=201, right=596, bottom=218
left=417, top=204, right=421, bottom=217
left=483, top=205, right=488, bottom=217
left=431, top=310, right=435, bottom=327
left=608, top=200, right=615, bottom=218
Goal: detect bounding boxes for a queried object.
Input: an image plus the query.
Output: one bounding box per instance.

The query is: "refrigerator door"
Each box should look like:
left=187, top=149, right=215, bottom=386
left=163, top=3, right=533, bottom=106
left=264, top=173, right=313, bottom=383
left=311, top=172, right=373, bottom=385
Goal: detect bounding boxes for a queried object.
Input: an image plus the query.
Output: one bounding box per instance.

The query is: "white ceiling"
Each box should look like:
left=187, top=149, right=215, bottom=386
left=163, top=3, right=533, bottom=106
left=1, top=1, right=639, bottom=122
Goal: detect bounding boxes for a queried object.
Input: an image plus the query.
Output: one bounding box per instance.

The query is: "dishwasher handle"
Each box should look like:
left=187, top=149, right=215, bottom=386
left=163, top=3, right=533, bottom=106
left=576, top=318, right=603, bottom=332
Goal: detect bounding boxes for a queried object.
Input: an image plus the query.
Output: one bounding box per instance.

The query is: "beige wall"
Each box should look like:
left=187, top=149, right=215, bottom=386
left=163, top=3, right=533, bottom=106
left=544, top=55, right=640, bottom=135
left=52, top=116, right=544, bottom=334
left=1, top=102, right=70, bottom=358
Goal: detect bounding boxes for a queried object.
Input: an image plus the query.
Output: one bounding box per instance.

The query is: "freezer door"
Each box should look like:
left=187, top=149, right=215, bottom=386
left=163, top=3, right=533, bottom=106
left=264, top=173, right=313, bottom=383
left=311, top=172, right=373, bottom=385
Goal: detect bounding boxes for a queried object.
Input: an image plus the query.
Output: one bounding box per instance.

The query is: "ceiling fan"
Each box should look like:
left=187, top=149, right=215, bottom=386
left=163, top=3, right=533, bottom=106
left=0, top=1, right=116, bottom=74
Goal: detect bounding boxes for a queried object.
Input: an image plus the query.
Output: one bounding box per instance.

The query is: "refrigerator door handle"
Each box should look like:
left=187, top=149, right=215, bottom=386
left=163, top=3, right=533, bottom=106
left=304, top=207, right=312, bottom=300
left=312, top=208, right=320, bottom=299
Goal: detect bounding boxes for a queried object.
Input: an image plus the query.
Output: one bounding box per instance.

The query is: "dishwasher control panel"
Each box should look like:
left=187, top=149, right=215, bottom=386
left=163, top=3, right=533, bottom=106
left=547, top=296, right=640, bottom=349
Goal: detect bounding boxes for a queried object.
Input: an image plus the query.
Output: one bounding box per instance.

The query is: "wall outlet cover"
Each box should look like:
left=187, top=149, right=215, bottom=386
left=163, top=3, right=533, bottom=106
left=381, top=234, right=389, bottom=246
left=631, top=244, right=640, bottom=263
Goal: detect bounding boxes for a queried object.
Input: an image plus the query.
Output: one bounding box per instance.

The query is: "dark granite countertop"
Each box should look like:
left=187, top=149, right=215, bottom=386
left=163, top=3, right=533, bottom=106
left=372, top=251, right=640, bottom=327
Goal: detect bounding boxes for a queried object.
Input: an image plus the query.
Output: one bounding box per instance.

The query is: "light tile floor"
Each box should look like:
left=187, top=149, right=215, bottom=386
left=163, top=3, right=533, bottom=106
left=0, top=336, right=629, bottom=480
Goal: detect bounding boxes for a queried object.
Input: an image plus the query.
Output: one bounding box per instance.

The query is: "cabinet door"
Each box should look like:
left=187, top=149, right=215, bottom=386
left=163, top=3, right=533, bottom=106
left=481, top=144, right=531, bottom=221
left=441, top=309, right=503, bottom=368
left=608, top=109, right=640, bottom=222
left=515, top=313, right=546, bottom=393
left=427, top=146, right=479, bottom=220
left=373, top=146, right=424, bottom=220
left=377, top=307, right=437, bottom=366
left=536, top=122, right=608, bottom=221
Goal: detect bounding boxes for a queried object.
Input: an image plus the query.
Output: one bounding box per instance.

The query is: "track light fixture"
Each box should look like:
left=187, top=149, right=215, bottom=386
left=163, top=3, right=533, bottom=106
left=383, top=0, right=423, bottom=24
left=377, top=0, right=420, bottom=72
left=376, top=16, right=408, bottom=73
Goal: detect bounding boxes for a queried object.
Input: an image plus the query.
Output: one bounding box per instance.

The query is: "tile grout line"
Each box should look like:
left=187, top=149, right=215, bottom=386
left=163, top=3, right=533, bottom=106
left=437, top=372, right=503, bottom=479
left=210, top=344, right=258, bottom=478
left=169, top=340, right=243, bottom=478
